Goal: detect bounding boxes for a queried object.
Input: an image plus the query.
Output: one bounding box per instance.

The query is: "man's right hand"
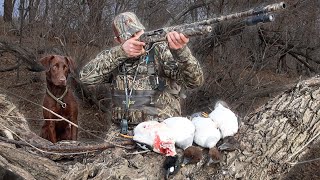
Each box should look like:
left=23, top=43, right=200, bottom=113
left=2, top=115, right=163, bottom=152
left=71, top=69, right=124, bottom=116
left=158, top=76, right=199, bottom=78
left=122, top=30, right=146, bottom=58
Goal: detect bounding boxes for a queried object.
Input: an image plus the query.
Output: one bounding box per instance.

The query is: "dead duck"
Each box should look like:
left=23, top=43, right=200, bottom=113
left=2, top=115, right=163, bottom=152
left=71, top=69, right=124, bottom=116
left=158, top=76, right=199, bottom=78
left=209, top=100, right=239, bottom=151
left=182, top=146, right=203, bottom=165
left=163, top=117, right=203, bottom=165
left=191, top=113, right=222, bottom=165
left=208, top=147, right=222, bottom=165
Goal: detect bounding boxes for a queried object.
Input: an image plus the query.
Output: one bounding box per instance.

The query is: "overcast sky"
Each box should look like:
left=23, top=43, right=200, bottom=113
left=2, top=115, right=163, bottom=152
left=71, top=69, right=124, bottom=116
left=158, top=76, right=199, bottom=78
left=0, top=1, right=3, bottom=16
left=0, top=1, right=21, bottom=16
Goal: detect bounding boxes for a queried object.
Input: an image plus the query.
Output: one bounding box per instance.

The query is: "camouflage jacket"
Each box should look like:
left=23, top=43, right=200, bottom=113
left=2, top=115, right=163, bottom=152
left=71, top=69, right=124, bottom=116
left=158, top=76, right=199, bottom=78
left=80, top=42, right=204, bottom=124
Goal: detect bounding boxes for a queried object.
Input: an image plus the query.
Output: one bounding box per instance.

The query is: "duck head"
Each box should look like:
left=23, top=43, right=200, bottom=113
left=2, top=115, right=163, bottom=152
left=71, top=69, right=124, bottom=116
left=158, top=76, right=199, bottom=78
left=207, top=147, right=222, bottom=165
left=218, top=136, right=240, bottom=152
left=182, top=146, right=203, bottom=166
left=163, top=155, right=180, bottom=180
left=190, top=111, right=209, bottom=119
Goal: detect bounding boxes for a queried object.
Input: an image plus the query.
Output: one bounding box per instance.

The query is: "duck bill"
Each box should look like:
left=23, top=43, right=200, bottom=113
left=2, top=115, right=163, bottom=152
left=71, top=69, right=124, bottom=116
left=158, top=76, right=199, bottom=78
left=218, top=142, right=233, bottom=151
left=207, top=157, right=220, bottom=166
left=181, top=157, right=191, bottom=167
left=165, top=170, right=170, bottom=180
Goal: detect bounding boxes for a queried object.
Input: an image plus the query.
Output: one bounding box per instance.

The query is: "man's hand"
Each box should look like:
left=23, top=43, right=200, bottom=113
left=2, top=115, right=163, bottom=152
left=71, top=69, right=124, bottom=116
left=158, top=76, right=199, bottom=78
left=122, top=30, right=146, bottom=57
left=167, top=31, right=189, bottom=50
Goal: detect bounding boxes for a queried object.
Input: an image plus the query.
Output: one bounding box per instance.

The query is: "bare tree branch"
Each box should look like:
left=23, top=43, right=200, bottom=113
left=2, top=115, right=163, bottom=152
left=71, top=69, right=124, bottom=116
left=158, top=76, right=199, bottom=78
left=0, top=40, right=43, bottom=72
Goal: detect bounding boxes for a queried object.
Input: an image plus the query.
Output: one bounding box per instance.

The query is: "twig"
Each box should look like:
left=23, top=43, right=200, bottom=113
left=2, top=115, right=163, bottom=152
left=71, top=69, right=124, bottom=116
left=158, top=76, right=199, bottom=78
left=125, top=149, right=151, bottom=155
left=0, top=63, right=21, bottom=72
left=287, top=157, right=320, bottom=166
left=0, top=114, right=64, bottom=121
left=286, top=130, right=320, bottom=161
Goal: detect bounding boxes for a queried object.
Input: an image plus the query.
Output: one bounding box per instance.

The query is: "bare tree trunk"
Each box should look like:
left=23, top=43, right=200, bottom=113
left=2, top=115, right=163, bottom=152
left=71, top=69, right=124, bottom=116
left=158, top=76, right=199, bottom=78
left=50, top=0, right=57, bottom=27
left=87, top=0, right=105, bottom=31
left=213, top=76, right=320, bottom=179
left=42, top=0, right=49, bottom=22
left=28, top=0, right=40, bottom=23
left=0, top=145, right=65, bottom=180
left=3, top=0, right=14, bottom=22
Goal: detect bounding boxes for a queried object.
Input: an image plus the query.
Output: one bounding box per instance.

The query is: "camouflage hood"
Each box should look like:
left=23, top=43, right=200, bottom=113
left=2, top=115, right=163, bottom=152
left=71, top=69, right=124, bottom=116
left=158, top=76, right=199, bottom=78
left=112, top=12, right=145, bottom=41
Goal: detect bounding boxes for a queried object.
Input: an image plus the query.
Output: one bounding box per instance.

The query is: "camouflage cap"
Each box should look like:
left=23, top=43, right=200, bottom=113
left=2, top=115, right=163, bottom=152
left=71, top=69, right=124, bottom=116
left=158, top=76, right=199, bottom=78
left=112, top=12, right=145, bottom=41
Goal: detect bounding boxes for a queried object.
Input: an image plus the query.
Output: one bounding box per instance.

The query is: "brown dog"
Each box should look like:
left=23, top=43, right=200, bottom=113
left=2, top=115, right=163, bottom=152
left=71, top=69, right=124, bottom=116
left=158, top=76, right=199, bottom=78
left=39, top=55, right=78, bottom=143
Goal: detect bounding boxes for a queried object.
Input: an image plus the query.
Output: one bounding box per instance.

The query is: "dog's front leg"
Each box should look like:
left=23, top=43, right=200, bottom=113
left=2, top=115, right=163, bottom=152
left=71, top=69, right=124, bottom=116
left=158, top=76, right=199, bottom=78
left=70, top=110, right=78, bottom=141
left=48, top=121, right=57, bottom=143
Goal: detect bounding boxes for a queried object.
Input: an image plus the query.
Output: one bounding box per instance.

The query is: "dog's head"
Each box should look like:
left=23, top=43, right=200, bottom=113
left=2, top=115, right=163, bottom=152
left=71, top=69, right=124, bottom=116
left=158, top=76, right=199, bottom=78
left=39, top=55, right=76, bottom=87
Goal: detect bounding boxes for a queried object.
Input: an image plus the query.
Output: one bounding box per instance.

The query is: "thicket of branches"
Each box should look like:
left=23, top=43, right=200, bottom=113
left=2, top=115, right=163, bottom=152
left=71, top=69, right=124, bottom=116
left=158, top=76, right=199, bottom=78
left=2, top=0, right=320, bottom=116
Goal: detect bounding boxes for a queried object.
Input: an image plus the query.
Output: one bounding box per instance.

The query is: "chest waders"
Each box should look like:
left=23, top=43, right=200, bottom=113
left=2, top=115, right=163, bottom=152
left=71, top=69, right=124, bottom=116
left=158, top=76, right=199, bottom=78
left=113, top=44, right=165, bottom=134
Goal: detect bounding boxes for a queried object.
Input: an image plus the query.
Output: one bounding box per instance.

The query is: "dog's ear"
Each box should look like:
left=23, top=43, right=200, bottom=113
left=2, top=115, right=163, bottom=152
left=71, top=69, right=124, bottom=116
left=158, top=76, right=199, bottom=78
left=39, top=55, right=54, bottom=71
left=65, top=56, right=76, bottom=74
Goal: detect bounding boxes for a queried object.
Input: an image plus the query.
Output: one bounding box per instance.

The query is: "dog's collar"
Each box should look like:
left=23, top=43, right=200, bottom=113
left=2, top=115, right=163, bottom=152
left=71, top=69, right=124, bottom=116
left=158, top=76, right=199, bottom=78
left=46, top=86, right=68, bottom=108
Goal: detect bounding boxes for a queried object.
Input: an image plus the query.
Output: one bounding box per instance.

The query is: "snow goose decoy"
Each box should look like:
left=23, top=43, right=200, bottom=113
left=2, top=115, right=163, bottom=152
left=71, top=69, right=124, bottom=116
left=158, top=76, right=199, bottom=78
left=163, top=117, right=203, bottom=165
left=191, top=112, right=222, bottom=165
left=133, top=121, right=176, bottom=156
left=209, top=100, right=239, bottom=151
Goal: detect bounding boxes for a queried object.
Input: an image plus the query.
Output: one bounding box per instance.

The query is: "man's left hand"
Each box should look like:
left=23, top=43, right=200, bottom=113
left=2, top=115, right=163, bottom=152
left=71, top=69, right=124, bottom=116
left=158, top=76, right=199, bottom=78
left=167, top=31, right=189, bottom=50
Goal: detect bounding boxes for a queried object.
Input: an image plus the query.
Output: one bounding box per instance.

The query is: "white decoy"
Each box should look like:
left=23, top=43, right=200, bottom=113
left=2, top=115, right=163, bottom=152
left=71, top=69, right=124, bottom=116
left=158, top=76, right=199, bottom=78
left=163, top=117, right=203, bottom=165
left=209, top=100, right=239, bottom=151
left=209, top=101, right=238, bottom=138
left=133, top=121, right=176, bottom=156
left=191, top=113, right=222, bottom=164
left=163, top=117, right=195, bottom=150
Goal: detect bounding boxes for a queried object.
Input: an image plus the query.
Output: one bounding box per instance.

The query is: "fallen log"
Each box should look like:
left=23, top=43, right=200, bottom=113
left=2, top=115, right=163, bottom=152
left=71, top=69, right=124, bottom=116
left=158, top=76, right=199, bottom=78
left=0, top=145, right=65, bottom=180
left=0, top=136, right=134, bottom=153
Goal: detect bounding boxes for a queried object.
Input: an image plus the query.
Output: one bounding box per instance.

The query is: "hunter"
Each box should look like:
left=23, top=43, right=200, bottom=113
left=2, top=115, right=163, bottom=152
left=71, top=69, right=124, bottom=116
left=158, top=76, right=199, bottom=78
left=79, top=12, right=204, bottom=126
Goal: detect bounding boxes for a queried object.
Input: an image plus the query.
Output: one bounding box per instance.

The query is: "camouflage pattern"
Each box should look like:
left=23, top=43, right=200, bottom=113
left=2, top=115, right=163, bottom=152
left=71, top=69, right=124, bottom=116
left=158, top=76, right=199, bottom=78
left=80, top=42, right=204, bottom=124
left=140, top=25, right=212, bottom=43
left=186, top=2, right=285, bottom=26
left=112, top=12, right=145, bottom=41
left=139, top=2, right=285, bottom=43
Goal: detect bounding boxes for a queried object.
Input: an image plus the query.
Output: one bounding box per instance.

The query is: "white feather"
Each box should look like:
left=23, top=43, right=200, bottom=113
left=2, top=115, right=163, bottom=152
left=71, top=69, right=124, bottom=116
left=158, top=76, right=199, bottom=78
left=133, top=121, right=176, bottom=156
left=163, top=117, right=195, bottom=150
left=133, top=121, right=159, bottom=147
left=209, top=102, right=238, bottom=138
left=192, top=116, right=221, bottom=148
